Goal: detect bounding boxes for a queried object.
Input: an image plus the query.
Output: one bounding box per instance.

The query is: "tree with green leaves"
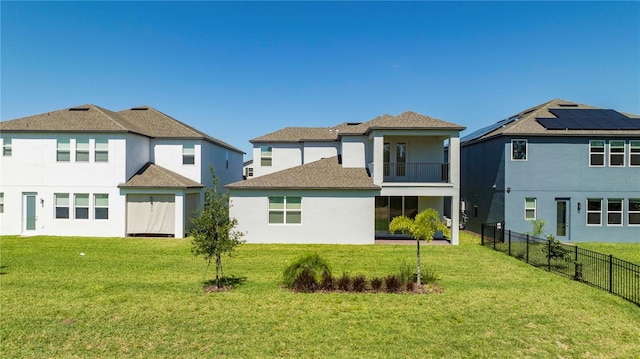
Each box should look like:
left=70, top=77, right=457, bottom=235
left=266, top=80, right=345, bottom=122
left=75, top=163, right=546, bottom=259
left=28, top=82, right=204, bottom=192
left=389, top=208, right=450, bottom=286
left=190, top=166, right=244, bottom=288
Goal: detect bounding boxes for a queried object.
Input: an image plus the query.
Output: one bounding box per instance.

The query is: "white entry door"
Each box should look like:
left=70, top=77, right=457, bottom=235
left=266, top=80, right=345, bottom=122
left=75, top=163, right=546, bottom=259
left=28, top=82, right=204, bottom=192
left=23, top=193, right=37, bottom=234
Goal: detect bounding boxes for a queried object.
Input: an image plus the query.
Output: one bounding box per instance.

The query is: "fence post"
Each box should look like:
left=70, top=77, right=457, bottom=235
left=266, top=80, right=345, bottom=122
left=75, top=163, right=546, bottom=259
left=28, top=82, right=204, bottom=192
left=609, top=254, right=613, bottom=294
left=508, top=230, right=511, bottom=256
left=493, top=225, right=497, bottom=251
left=526, top=234, right=529, bottom=264
left=547, top=238, right=552, bottom=272
left=481, top=223, right=485, bottom=246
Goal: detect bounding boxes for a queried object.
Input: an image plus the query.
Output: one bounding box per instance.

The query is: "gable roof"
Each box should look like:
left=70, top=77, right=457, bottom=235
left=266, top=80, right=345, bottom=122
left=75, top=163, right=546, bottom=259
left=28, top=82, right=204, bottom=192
left=226, top=156, right=379, bottom=190
left=462, top=99, right=640, bottom=145
left=118, top=162, right=204, bottom=189
left=0, top=104, right=243, bottom=153
left=251, top=111, right=465, bottom=143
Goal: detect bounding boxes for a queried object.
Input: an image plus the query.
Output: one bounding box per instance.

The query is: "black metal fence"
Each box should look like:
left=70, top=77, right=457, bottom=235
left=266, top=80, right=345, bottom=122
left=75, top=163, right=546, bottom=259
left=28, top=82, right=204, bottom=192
left=481, top=223, right=640, bottom=306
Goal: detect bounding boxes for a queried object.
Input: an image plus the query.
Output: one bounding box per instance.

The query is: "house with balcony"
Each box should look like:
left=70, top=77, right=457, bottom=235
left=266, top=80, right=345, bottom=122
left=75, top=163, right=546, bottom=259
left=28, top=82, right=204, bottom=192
left=460, top=99, right=640, bottom=242
left=0, top=104, right=243, bottom=238
left=227, top=111, right=465, bottom=244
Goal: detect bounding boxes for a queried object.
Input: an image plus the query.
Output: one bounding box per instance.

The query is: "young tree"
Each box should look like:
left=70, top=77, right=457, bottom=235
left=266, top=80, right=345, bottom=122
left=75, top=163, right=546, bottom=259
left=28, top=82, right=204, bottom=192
left=389, top=208, right=450, bottom=285
left=190, top=166, right=244, bottom=288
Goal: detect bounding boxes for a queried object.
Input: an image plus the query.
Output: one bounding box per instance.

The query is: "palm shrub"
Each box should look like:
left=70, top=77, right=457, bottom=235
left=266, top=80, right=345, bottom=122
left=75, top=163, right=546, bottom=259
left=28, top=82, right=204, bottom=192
left=385, top=275, right=402, bottom=293
left=352, top=275, right=367, bottom=292
left=337, top=273, right=352, bottom=291
left=370, top=277, right=384, bottom=292
left=283, top=253, right=331, bottom=289
left=319, top=272, right=335, bottom=291
left=292, top=268, right=318, bottom=293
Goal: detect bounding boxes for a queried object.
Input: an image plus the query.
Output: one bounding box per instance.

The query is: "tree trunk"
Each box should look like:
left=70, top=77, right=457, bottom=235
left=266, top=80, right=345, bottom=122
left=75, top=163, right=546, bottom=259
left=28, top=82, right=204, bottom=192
left=416, top=239, right=421, bottom=286
left=215, top=253, right=222, bottom=288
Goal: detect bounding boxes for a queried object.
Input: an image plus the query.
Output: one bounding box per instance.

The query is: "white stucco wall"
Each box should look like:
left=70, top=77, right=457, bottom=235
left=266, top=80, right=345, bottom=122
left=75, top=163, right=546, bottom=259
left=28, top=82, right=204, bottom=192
left=302, top=142, right=338, bottom=164
left=252, top=143, right=302, bottom=177
left=229, top=189, right=377, bottom=244
left=200, top=141, right=244, bottom=188
left=341, top=136, right=367, bottom=168
left=153, top=139, right=202, bottom=183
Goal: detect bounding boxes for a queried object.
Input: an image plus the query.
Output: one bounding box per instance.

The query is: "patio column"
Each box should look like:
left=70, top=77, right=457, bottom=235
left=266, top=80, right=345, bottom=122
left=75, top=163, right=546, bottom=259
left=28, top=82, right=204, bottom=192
left=372, top=133, right=384, bottom=186
left=449, top=135, right=461, bottom=245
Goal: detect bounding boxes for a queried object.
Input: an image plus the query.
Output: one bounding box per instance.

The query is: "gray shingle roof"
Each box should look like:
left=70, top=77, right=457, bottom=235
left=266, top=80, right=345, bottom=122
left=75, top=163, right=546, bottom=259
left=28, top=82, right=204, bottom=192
left=0, top=104, right=243, bottom=153
left=226, top=156, right=379, bottom=190
left=464, top=99, right=640, bottom=145
left=118, top=163, right=204, bottom=189
left=250, top=111, right=465, bottom=142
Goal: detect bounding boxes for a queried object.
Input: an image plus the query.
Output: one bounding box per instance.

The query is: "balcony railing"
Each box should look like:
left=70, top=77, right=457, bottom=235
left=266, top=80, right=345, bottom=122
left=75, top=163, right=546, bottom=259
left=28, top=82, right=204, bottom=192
left=370, top=162, right=450, bottom=183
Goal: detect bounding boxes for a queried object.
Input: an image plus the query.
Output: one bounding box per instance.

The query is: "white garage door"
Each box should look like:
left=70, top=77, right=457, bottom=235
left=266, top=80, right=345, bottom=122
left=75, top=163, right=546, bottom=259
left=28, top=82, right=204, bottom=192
left=126, top=194, right=175, bottom=235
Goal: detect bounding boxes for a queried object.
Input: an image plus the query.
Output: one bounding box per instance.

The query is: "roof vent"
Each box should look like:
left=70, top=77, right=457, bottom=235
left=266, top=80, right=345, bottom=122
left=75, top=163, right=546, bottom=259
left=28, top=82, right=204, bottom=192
left=557, top=103, right=579, bottom=107
left=347, top=122, right=362, bottom=125
left=131, top=107, right=149, bottom=111
left=69, top=107, right=90, bottom=111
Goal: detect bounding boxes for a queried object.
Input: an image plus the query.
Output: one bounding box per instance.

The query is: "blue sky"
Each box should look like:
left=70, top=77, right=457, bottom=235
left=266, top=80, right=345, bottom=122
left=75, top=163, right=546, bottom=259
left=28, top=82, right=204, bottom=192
left=2, top=1, right=639, bottom=157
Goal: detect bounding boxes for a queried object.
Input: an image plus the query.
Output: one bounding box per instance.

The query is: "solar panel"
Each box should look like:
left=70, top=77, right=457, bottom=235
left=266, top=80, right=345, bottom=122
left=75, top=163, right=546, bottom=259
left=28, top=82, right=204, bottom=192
left=536, top=109, right=640, bottom=130
left=461, top=116, right=519, bottom=143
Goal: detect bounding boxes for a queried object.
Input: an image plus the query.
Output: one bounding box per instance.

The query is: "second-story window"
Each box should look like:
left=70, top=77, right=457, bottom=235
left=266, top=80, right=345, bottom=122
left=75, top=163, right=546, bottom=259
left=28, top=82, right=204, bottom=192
left=589, top=140, right=605, bottom=167
left=183, top=144, right=195, bottom=165
left=261, top=146, right=272, bottom=166
left=511, top=139, right=527, bottom=160
left=2, top=137, right=12, bottom=157
left=95, top=139, right=108, bottom=162
left=57, top=138, right=71, bottom=162
left=76, top=139, right=89, bottom=162
left=609, top=140, right=625, bottom=167
left=630, top=140, right=640, bottom=167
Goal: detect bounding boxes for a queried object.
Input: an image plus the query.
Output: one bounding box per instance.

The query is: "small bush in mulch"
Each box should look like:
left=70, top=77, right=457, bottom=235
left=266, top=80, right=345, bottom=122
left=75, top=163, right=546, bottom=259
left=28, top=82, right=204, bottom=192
left=292, top=267, right=318, bottom=293
left=370, top=277, right=384, bottom=292
left=320, top=272, right=335, bottom=291
left=337, top=273, right=352, bottom=291
left=352, top=275, right=367, bottom=292
left=384, top=275, right=402, bottom=293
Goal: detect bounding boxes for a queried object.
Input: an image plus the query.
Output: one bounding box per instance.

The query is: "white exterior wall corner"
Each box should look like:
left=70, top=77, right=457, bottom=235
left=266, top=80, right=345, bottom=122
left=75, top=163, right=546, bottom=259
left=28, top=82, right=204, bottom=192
left=252, top=143, right=302, bottom=178
left=200, top=141, right=244, bottom=188
left=229, top=189, right=377, bottom=244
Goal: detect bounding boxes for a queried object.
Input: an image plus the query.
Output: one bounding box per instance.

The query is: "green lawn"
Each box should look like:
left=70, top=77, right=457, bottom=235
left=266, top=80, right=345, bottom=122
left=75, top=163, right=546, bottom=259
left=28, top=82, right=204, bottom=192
left=577, top=242, right=640, bottom=264
left=1, top=233, right=639, bottom=358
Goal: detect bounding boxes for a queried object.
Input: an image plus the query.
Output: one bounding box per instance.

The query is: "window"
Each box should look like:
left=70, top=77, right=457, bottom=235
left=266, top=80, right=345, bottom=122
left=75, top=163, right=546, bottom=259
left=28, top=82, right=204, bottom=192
left=629, top=199, right=640, bottom=225
left=268, top=196, right=301, bottom=224
left=76, top=139, right=89, bottom=162
left=57, top=138, right=71, bottom=162
left=55, top=193, right=70, bottom=219
left=383, top=143, right=390, bottom=176
left=524, top=197, right=536, bottom=220
left=589, top=140, right=605, bottom=166
left=630, top=140, right=640, bottom=167
left=75, top=193, right=89, bottom=219
left=94, top=194, right=109, bottom=220
left=0, top=193, right=4, bottom=213
left=261, top=146, right=272, bottom=166
left=609, top=140, right=625, bottom=167
left=606, top=199, right=623, bottom=226
left=396, top=143, right=406, bottom=176
left=2, top=138, right=12, bottom=156
left=511, top=139, right=527, bottom=160
left=182, top=144, right=195, bottom=165
left=245, top=167, right=253, bottom=177
left=586, top=198, right=602, bottom=225
left=95, top=139, right=108, bottom=162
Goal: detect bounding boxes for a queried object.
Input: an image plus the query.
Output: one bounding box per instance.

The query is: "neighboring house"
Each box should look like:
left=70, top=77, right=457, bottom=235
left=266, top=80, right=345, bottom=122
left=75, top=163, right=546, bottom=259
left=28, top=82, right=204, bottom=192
left=243, top=159, right=254, bottom=179
left=0, top=104, right=243, bottom=238
left=227, top=111, right=465, bottom=244
left=460, top=99, right=640, bottom=243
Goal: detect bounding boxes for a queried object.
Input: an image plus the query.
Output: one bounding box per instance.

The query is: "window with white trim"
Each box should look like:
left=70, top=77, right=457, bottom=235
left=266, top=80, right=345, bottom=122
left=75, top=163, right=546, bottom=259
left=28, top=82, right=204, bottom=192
left=524, top=197, right=536, bottom=220
left=268, top=196, right=301, bottom=224
left=609, top=140, right=625, bottom=167
left=630, top=140, right=640, bottom=167
left=606, top=199, right=623, bottom=226
left=76, top=138, right=89, bottom=162
left=261, top=146, right=272, bottom=166
left=589, top=140, right=605, bottom=166
left=183, top=144, right=195, bottom=165
left=57, top=138, right=70, bottom=162
left=586, top=198, right=602, bottom=225
left=75, top=193, right=89, bottom=220
left=511, top=139, right=527, bottom=161
left=629, top=199, right=640, bottom=225
left=2, top=138, right=12, bottom=156
left=94, top=194, right=109, bottom=220
left=0, top=193, right=4, bottom=213
left=55, top=193, right=70, bottom=219
left=95, top=139, right=108, bottom=162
